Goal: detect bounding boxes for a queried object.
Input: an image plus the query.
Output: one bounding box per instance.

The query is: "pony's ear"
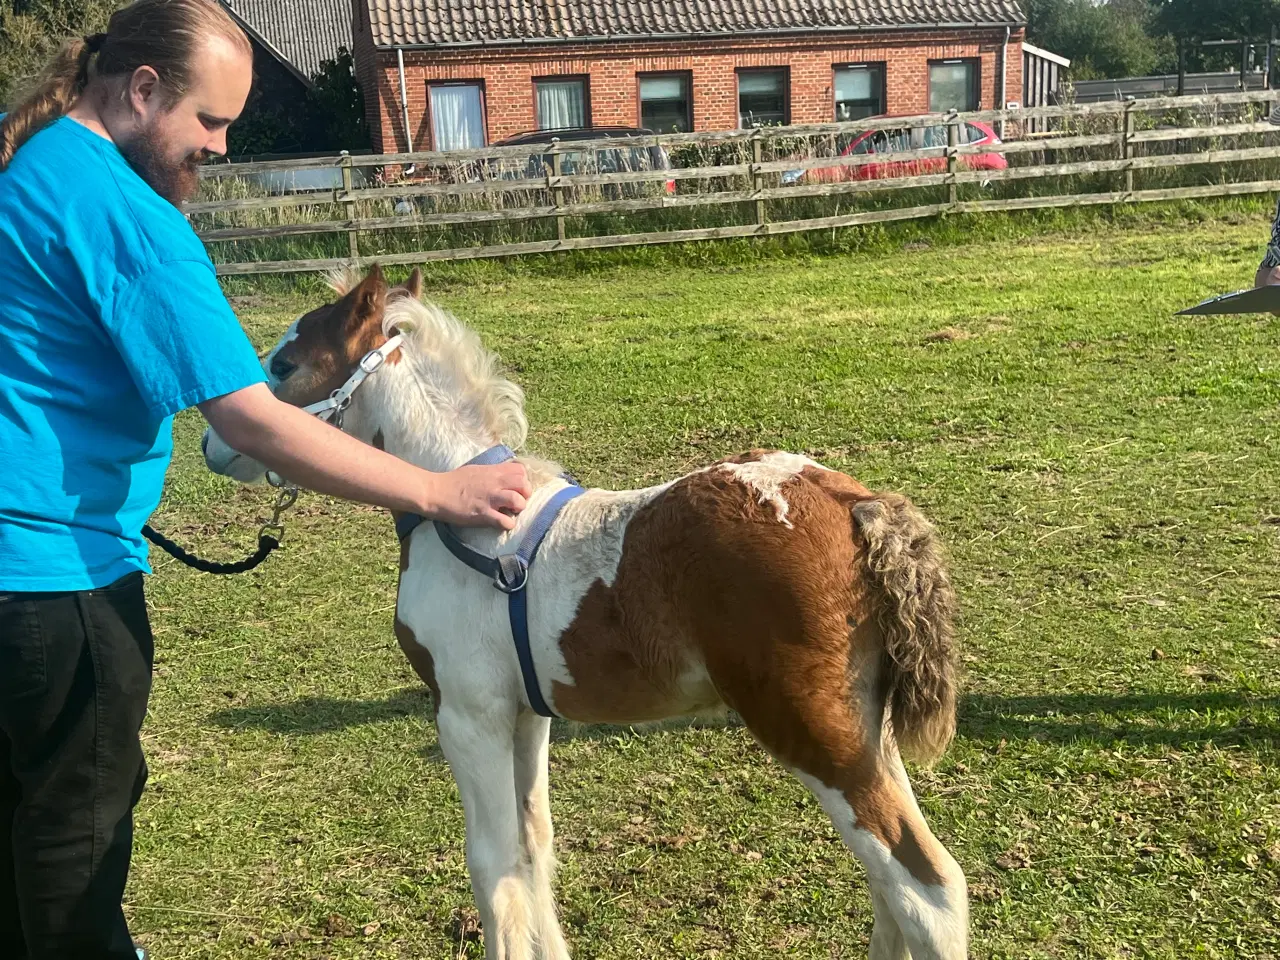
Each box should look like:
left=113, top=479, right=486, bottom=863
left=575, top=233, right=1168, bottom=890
left=392, top=267, right=423, bottom=301
left=346, top=264, right=387, bottom=330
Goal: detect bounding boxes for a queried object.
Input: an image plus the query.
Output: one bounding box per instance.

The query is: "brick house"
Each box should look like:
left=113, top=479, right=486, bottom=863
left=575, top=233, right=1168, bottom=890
left=351, top=0, right=1027, bottom=153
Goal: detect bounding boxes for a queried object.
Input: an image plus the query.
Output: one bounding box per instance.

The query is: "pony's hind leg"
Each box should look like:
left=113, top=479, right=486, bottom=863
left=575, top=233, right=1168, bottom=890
left=436, top=699, right=534, bottom=960
left=792, top=758, right=967, bottom=960
left=719, top=644, right=966, bottom=960
left=513, top=710, right=570, bottom=960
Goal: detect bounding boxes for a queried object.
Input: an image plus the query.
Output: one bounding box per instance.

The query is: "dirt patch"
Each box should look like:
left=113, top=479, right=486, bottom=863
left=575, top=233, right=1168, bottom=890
left=924, top=326, right=973, bottom=343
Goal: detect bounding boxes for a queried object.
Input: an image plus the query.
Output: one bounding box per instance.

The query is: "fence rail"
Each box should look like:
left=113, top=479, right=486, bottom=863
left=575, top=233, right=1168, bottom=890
left=191, top=91, right=1280, bottom=276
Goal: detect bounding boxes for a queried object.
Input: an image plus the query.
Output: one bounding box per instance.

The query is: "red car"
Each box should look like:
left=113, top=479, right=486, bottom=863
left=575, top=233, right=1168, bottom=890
left=782, top=120, right=1007, bottom=185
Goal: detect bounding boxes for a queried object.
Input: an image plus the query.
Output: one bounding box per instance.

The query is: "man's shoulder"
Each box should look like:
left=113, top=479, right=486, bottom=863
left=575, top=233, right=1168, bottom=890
left=13, top=118, right=203, bottom=269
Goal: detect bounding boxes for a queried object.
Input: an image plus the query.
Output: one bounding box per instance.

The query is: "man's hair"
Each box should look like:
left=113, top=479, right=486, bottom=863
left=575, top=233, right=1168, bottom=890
left=0, top=0, right=250, bottom=170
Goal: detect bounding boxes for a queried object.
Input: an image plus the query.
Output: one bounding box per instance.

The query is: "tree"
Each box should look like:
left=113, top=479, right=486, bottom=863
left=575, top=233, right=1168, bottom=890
left=0, top=0, right=114, bottom=107
left=1026, top=0, right=1176, bottom=80
left=1153, top=0, right=1280, bottom=41
left=305, top=48, right=368, bottom=151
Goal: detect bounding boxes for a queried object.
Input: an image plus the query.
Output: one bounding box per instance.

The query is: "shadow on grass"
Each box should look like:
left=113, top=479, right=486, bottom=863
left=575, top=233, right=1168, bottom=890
left=208, top=686, right=740, bottom=742
left=209, top=687, right=1280, bottom=749
left=210, top=688, right=432, bottom=734
left=960, top=691, right=1280, bottom=749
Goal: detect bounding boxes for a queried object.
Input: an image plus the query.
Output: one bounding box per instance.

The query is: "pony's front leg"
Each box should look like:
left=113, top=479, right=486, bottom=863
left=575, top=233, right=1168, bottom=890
left=437, top=698, right=534, bottom=960
left=514, top=710, right=569, bottom=960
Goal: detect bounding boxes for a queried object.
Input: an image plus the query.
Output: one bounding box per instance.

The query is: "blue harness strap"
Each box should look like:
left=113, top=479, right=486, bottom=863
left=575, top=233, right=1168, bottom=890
left=395, top=445, right=582, bottom=719
left=502, top=484, right=585, bottom=717
left=395, top=444, right=514, bottom=542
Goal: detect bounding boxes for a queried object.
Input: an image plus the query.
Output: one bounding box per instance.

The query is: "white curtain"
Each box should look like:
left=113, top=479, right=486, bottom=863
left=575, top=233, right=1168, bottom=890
left=738, top=72, right=781, bottom=95
left=640, top=76, right=684, bottom=100
left=835, top=68, right=873, bottom=103
left=430, top=85, right=485, bottom=151
left=537, top=80, right=585, bottom=130
left=929, top=63, right=976, bottom=113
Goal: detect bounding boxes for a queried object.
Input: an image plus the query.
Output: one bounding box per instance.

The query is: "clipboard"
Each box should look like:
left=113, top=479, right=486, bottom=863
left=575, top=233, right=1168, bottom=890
left=1178, top=284, right=1280, bottom=315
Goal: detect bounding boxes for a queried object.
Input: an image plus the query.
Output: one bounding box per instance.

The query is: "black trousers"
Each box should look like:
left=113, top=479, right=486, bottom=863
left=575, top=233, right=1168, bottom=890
left=0, top=572, right=152, bottom=960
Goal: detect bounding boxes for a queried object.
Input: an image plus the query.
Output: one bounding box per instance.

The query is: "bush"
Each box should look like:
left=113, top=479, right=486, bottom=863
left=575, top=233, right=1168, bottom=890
left=0, top=0, right=114, bottom=107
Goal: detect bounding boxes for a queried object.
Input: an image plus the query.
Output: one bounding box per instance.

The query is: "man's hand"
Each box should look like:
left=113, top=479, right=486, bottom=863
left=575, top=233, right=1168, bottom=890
left=1256, top=264, right=1280, bottom=288
left=428, top=463, right=533, bottom=530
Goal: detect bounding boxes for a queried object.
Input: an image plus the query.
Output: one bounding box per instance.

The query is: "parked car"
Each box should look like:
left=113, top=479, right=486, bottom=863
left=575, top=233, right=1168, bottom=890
left=782, top=119, right=1007, bottom=185
left=487, top=127, right=677, bottom=196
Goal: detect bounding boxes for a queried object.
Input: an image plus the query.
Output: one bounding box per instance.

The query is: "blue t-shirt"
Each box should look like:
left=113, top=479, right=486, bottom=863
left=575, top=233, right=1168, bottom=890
left=0, top=116, right=266, bottom=590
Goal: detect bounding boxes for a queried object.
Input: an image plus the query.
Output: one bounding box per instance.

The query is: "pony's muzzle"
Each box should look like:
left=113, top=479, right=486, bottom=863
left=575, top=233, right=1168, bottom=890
left=202, top=426, right=267, bottom=483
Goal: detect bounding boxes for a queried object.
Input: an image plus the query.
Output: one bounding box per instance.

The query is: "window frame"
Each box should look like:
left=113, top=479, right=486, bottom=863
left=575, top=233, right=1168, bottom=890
left=533, top=74, right=591, bottom=131
left=832, top=63, right=886, bottom=122
left=426, top=80, right=489, bottom=151
left=927, top=58, right=982, bottom=114
left=637, top=71, right=693, bottom=133
left=736, top=67, right=790, bottom=128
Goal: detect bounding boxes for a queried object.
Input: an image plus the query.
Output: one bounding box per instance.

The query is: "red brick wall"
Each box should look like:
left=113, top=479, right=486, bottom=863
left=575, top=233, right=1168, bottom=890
left=351, top=1, right=388, bottom=147
left=364, top=28, right=1025, bottom=153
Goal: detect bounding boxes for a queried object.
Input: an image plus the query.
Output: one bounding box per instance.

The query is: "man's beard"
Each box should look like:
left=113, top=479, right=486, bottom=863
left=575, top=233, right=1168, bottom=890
left=118, top=124, right=207, bottom=206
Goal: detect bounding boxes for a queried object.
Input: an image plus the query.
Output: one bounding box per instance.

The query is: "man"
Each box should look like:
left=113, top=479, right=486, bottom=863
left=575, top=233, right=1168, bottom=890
left=1257, top=195, right=1280, bottom=288
left=0, top=2, right=531, bottom=957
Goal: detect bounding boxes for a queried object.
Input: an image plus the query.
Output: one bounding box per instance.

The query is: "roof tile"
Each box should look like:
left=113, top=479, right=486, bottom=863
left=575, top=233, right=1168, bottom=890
left=366, top=0, right=1026, bottom=48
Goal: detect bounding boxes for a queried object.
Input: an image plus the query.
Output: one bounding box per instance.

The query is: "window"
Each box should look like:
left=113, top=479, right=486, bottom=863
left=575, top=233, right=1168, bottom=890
left=928, top=59, right=980, bottom=113
left=849, top=129, right=909, bottom=155
left=738, top=69, right=788, bottom=127
left=535, top=77, right=588, bottom=131
left=639, top=74, right=691, bottom=133
left=429, top=83, right=486, bottom=150
left=915, top=122, right=991, bottom=150
left=921, top=125, right=949, bottom=149
left=834, top=64, right=885, bottom=121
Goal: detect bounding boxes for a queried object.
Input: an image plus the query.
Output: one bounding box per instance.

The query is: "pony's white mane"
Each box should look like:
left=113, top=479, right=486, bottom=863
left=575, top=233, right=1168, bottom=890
left=382, top=294, right=530, bottom=453
left=325, top=264, right=364, bottom=297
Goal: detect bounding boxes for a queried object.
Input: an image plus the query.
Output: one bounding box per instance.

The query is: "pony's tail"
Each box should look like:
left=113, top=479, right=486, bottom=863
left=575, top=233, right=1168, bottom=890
left=852, top=493, right=958, bottom=764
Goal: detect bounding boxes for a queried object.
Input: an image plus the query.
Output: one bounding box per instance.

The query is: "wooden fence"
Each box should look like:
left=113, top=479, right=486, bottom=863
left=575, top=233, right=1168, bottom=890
left=193, top=91, right=1280, bottom=276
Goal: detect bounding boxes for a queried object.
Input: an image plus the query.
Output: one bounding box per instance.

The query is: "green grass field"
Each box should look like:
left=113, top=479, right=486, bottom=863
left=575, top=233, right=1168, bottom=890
left=136, top=209, right=1280, bottom=959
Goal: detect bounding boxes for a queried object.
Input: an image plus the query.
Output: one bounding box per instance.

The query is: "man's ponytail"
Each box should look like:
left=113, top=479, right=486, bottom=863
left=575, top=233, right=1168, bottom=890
left=0, top=36, right=98, bottom=170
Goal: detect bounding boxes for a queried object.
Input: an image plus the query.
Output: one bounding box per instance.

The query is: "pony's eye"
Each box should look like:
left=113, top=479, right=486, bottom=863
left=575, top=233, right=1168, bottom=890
left=270, top=356, right=298, bottom=380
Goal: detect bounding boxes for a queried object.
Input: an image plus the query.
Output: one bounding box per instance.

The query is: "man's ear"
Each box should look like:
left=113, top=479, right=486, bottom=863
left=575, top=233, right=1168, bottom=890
left=128, top=65, right=162, bottom=118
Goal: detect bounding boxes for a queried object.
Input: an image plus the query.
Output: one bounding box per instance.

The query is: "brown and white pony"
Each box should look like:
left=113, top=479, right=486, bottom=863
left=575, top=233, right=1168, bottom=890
left=203, top=265, right=967, bottom=960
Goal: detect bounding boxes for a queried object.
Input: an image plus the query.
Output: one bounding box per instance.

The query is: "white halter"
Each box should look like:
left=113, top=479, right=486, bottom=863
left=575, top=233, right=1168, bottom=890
left=301, top=334, right=404, bottom=423
left=262, top=334, right=403, bottom=489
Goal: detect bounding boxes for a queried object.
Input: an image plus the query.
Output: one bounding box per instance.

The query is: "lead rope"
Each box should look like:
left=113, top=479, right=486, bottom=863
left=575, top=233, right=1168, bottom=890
left=141, top=481, right=298, bottom=575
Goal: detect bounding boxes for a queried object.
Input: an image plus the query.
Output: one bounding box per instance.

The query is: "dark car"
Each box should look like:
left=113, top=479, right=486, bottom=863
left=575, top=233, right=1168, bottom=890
left=488, top=127, right=676, bottom=196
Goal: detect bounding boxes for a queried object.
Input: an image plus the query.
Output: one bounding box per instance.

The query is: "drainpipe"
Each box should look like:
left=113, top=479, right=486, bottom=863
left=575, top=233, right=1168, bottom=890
left=999, top=25, right=1011, bottom=138
left=397, top=48, right=412, bottom=151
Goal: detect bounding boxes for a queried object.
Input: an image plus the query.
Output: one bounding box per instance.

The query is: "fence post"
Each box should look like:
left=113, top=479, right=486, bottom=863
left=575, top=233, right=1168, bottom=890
left=339, top=151, right=359, bottom=261
left=1122, top=101, right=1136, bottom=197
left=550, top=142, right=566, bottom=243
left=751, top=127, right=767, bottom=228
left=946, top=111, right=959, bottom=208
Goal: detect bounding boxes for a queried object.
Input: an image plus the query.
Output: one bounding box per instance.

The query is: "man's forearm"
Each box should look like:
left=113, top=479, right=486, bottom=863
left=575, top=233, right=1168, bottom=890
left=201, top=385, right=438, bottom=515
